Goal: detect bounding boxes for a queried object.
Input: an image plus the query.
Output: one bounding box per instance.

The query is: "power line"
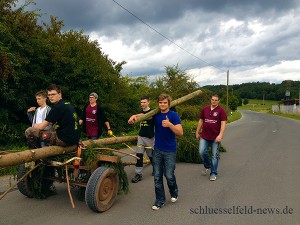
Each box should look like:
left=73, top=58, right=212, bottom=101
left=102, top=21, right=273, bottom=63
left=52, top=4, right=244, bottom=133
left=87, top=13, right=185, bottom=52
left=111, top=0, right=226, bottom=73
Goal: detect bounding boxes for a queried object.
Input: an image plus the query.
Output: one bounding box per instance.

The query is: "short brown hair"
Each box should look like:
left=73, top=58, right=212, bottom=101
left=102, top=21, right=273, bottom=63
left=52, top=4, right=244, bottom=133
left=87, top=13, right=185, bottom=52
left=212, top=94, right=220, bottom=100
left=35, top=90, right=47, bottom=98
left=141, top=96, right=149, bottom=101
left=47, top=84, right=61, bottom=93
left=157, top=93, right=172, bottom=106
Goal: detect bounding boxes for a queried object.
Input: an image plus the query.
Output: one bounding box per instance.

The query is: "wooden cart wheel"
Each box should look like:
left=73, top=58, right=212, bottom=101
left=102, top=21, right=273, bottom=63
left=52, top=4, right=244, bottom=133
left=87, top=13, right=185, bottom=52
left=17, top=164, right=34, bottom=198
left=17, top=164, right=54, bottom=198
left=85, top=166, right=119, bottom=212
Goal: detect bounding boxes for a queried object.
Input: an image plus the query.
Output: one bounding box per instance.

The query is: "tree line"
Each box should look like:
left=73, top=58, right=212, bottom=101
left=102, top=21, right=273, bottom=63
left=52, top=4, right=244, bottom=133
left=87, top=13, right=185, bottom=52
left=203, top=80, right=300, bottom=102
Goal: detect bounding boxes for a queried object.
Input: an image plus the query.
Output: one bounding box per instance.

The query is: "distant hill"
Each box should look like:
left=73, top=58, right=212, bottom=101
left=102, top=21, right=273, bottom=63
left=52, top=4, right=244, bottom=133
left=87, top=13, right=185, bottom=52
left=202, top=80, right=300, bottom=101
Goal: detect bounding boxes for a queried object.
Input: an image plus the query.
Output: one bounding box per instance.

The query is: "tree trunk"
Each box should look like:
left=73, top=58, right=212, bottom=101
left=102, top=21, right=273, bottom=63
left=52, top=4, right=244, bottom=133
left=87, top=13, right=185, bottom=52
left=0, top=136, right=137, bottom=168
left=134, top=89, right=203, bottom=124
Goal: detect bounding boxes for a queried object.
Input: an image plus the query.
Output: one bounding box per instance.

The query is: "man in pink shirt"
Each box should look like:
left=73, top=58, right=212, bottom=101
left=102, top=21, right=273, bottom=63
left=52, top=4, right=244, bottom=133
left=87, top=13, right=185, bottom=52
left=195, top=94, right=227, bottom=181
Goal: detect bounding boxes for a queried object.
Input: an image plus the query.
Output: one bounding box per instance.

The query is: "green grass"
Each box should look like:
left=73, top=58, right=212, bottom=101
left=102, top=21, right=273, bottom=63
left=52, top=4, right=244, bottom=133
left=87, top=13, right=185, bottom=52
left=227, top=111, right=242, bottom=123
left=238, top=99, right=279, bottom=112
left=237, top=99, right=300, bottom=121
left=268, top=112, right=300, bottom=121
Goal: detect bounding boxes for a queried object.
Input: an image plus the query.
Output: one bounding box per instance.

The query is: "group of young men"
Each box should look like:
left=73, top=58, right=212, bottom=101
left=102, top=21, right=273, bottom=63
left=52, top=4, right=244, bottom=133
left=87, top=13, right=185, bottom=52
left=25, top=85, right=227, bottom=211
left=25, top=85, right=112, bottom=148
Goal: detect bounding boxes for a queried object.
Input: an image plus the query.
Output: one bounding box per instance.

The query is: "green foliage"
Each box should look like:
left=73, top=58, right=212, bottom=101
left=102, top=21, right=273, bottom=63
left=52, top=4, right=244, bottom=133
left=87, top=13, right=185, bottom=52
left=176, top=121, right=202, bottom=163
left=81, top=147, right=129, bottom=194
left=176, top=105, right=200, bottom=121
left=227, top=111, right=242, bottom=123
left=203, top=80, right=300, bottom=101
left=243, top=98, right=249, bottom=105
left=27, top=164, right=57, bottom=199
left=149, top=64, right=199, bottom=99
left=0, top=166, right=18, bottom=176
left=24, top=147, right=129, bottom=199
left=229, top=95, right=239, bottom=111
left=238, top=99, right=279, bottom=112
left=270, top=112, right=300, bottom=121
left=0, top=1, right=134, bottom=146
left=176, top=121, right=226, bottom=164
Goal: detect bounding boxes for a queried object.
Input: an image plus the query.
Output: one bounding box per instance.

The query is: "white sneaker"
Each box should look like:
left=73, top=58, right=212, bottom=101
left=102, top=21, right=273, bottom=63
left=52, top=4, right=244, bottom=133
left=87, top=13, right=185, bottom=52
left=210, top=175, right=217, bottom=181
left=202, top=168, right=209, bottom=176
left=152, top=203, right=165, bottom=210
left=171, top=196, right=178, bottom=203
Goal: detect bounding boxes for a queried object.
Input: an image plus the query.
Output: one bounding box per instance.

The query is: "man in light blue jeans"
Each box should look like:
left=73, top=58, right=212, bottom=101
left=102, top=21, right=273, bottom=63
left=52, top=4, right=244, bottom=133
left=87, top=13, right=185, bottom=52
left=151, top=94, right=183, bottom=210
left=196, top=94, right=227, bottom=181
left=199, top=138, right=220, bottom=178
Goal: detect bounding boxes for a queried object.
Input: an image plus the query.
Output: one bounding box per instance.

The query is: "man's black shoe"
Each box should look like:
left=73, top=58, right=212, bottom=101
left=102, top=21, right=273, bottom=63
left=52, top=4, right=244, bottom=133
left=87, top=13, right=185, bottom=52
left=131, top=174, right=142, bottom=183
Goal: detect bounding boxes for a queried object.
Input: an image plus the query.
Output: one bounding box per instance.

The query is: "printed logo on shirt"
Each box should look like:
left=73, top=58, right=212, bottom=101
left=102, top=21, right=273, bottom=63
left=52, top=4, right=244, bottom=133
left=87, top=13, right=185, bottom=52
left=212, top=112, right=218, bottom=117
left=92, top=110, right=97, bottom=114
left=205, top=119, right=217, bottom=124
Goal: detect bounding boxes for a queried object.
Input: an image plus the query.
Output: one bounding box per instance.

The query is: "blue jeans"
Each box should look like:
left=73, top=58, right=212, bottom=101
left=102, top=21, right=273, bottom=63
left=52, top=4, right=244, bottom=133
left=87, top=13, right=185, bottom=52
left=199, top=138, right=220, bottom=176
left=152, top=147, right=178, bottom=206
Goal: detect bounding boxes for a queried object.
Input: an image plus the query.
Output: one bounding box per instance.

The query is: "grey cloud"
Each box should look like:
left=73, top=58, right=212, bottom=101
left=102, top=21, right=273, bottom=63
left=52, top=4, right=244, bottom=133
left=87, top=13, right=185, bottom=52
left=21, top=0, right=300, bottom=83
left=27, top=0, right=298, bottom=31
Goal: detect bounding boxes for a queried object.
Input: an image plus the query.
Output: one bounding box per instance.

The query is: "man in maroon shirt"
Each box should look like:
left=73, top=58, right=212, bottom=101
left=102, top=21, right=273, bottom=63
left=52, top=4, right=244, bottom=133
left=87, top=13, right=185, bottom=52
left=195, top=94, right=227, bottom=181
left=79, top=92, right=112, bottom=139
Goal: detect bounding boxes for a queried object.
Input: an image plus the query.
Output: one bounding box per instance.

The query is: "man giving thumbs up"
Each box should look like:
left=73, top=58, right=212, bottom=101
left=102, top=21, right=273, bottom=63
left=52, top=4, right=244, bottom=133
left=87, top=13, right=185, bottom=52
left=151, top=94, right=183, bottom=210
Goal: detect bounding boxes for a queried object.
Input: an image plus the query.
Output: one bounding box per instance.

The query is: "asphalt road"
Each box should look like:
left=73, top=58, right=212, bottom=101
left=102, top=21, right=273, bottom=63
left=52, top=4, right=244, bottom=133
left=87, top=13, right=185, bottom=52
left=0, top=110, right=299, bottom=225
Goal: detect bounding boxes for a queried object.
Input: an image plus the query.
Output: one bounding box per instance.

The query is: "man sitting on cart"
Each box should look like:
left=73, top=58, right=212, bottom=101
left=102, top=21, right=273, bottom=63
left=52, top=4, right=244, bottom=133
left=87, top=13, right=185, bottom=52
left=28, top=84, right=80, bottom=147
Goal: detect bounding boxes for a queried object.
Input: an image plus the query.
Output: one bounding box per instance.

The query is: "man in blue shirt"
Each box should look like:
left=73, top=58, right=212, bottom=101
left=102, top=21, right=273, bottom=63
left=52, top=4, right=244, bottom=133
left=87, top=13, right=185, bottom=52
left=152, top=94, right=183, bottom=210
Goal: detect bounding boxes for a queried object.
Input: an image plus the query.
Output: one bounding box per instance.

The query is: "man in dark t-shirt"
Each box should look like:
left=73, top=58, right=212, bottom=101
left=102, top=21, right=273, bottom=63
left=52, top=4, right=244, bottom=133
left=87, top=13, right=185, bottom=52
left=128, top=96, right=155, bottom=183
left=34, top=84, right=80, bottom=146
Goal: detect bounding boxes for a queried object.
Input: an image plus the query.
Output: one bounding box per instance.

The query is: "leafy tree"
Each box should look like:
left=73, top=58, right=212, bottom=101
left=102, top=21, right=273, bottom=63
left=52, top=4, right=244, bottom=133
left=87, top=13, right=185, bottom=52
left=229, top=95, right=239, bottom=111
left=0, top=0, right=133, bottom=145
left=150, top=64, right=199, bottom=99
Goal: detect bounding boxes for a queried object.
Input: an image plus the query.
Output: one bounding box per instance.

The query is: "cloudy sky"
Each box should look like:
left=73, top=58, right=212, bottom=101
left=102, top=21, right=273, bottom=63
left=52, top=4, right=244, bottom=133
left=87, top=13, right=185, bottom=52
left=24, top=0, right=300, bottom=86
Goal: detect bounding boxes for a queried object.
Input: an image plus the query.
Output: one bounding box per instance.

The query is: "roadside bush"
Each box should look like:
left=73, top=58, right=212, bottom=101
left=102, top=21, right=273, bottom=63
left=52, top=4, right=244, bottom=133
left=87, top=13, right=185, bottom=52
left=177, top=105, right=200, bottom=121
left=176, top=120, right=226, bottom=164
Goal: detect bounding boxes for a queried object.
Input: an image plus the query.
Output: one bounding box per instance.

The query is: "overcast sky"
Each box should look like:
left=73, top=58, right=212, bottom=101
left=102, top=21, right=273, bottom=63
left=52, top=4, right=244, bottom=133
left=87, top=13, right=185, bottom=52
left=24, top=0, right=300, bottom=86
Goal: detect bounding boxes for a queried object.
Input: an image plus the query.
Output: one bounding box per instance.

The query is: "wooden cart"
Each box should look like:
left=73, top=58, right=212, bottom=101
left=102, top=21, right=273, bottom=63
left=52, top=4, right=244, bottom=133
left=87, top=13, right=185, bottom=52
left=16, top=147, right=137, bottom=213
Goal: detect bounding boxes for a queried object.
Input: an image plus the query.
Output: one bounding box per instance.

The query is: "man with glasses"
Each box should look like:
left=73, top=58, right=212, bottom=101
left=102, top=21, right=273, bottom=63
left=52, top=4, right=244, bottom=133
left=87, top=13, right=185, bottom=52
left=33, top=84, right=80, bottom=147
left=195, top=94, right=227, bottom=181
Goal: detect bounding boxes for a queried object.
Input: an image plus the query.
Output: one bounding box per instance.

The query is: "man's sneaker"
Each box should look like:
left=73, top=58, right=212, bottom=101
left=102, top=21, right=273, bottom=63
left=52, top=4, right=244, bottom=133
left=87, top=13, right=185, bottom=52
left=152, top=203, right=165, bottom=210
left=210, top=175, right=217, bottom=181
left=131, top=174, right=142, bottom=183
left=201, top=168, right=209, bottom=176
left=171, top=196, right=178, bottom=203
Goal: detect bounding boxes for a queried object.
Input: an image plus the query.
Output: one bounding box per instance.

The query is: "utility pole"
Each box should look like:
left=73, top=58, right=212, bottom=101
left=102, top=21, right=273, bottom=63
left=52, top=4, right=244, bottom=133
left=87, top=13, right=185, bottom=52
left=226, top=70, right=229, bottom=112
left=298, top=87, right=300, bottom=111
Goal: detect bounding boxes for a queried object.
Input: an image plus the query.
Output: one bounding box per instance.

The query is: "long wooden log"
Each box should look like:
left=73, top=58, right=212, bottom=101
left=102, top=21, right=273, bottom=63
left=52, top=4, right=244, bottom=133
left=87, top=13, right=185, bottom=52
left=0, top=90, right=203, bottom=168
left=0, top=136, right=137, bottom=168
left=134, top=89, right=203, bottom=124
